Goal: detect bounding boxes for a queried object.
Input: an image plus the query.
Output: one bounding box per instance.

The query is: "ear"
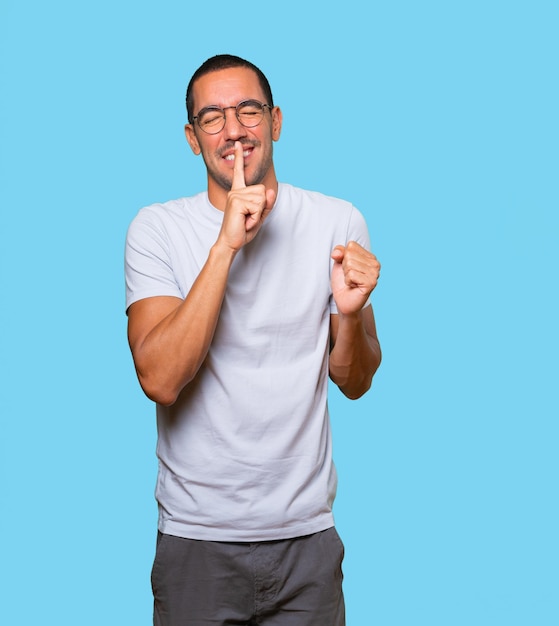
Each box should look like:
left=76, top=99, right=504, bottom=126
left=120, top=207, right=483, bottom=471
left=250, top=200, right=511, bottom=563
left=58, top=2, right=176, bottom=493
left=271, top=106, right=283, bottom=142
left=185, top=124, right=201, bottom=155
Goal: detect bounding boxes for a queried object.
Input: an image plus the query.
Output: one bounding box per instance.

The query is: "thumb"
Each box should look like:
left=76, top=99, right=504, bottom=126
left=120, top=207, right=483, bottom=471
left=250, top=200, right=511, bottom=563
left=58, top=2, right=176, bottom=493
left=331, top=245, right=345, bottom=263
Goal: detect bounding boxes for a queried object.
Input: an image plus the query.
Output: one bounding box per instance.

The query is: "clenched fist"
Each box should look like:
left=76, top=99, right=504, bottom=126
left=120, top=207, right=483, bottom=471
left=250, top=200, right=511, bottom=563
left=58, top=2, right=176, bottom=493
left=331, top=241, right=381, bottom=316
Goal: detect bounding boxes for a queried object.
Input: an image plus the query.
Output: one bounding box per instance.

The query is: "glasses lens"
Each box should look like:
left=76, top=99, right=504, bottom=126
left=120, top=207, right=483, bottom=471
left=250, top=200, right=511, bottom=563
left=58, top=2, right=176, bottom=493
left=195, top=101, right=268, bottom=134
left=237, top=100, right=265, bottom=127
left=197, top=108, right=225, bottom=134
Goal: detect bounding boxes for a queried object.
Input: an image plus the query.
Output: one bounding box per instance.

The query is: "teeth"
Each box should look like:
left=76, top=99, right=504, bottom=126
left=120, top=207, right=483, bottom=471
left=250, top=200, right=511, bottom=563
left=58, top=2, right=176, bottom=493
left=224, top=149, right=251, bottom=161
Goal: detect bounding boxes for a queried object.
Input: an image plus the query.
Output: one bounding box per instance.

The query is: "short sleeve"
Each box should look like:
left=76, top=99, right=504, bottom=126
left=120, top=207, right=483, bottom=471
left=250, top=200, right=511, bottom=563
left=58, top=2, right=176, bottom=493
left=124, top=208, right=183, bottom=312
left=347, top=205, right=371, bottom=252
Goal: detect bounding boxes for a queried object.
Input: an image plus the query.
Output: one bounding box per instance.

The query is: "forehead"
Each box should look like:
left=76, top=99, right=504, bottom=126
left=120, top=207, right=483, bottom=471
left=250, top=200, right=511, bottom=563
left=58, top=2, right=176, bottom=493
left=192, top=67, right=266, bottom=110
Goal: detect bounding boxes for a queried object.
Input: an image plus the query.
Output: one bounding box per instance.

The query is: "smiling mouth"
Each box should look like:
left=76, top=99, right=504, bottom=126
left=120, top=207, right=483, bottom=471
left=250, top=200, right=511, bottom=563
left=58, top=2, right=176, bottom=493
left=223, top=148, right=253, bottom=161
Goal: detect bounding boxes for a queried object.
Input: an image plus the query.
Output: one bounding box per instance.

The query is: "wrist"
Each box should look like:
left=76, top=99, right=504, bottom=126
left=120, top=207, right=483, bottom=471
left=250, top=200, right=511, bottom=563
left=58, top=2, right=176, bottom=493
left=336, top=308, right=362, bottom=323
left=209, top=240, right=238, bottom=267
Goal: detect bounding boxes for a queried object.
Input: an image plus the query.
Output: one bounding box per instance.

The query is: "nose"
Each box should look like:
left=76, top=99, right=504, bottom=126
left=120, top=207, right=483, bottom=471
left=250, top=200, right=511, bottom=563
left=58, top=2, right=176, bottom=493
left=222, top=107, right=247, bottom=141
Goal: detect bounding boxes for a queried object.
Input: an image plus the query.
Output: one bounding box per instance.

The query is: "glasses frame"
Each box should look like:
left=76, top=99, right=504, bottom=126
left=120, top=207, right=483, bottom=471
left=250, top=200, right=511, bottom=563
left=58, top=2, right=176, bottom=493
left=192, top=99, right=272, bottom=135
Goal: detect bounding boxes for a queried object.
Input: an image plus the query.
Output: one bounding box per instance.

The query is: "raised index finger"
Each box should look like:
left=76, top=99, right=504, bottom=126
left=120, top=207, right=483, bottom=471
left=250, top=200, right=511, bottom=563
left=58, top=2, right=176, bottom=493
left=231, top=141, right=246, bottom=190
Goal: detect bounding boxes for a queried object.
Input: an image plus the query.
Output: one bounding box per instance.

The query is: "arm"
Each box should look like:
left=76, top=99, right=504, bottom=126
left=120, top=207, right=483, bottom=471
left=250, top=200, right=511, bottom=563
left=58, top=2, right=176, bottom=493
left=329, top=306, right=381, bottom=399
left=329, top=241, right=382, bottom=399
left=127, top=243, right=235, bottom=406
left=127, top=142, right=276, bottom=406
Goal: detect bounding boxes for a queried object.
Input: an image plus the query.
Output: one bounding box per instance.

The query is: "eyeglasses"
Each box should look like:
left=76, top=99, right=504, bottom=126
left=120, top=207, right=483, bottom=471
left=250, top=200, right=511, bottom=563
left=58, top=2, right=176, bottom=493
left=192, top=99, right=272, bottom=135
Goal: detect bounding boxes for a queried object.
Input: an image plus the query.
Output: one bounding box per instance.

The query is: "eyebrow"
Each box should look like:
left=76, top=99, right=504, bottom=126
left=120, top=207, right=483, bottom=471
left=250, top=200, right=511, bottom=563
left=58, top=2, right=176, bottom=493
left=195, top=99, right=265, bottom=115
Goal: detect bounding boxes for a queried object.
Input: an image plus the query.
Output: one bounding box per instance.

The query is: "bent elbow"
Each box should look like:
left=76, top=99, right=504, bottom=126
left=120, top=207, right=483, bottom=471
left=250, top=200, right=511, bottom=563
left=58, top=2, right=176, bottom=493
left=339, top=375, right=373, bottom=400
left=137, top=372, right=184, bottom=407
left=344, top=350, right=382, bottom=399
left=148, top=388, right=179, bottom=407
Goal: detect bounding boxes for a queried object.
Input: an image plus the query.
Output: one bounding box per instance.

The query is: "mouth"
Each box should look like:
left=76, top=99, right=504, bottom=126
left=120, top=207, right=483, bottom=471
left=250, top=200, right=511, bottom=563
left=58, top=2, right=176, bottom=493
left=223, top=146, right=253, bottom=162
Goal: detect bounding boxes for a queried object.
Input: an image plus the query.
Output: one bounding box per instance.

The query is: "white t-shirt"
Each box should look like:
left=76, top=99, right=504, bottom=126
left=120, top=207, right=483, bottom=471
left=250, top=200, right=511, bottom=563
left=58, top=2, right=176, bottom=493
left=125, top=183, right=371, bottom=541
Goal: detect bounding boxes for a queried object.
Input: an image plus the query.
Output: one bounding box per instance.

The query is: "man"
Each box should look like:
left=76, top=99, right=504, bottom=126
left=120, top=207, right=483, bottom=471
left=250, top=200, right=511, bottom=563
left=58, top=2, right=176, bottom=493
left=125, top=54, right=381, bottom=625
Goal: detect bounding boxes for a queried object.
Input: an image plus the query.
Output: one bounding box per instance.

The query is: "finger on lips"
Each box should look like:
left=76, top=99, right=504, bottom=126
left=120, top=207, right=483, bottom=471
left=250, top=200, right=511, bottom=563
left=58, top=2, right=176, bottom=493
left=231, top=141, right=246, bottom=190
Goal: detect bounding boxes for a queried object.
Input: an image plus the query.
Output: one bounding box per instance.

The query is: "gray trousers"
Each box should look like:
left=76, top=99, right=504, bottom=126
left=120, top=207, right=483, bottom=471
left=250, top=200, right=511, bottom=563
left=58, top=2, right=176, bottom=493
left=151, top=527, right=346, bottom=625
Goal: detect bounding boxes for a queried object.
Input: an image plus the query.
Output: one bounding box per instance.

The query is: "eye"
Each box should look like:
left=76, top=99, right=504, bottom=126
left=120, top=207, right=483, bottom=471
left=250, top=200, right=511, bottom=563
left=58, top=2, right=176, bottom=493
left=239, top=110, right=259, bottom=120
left=237, top=101, right=264, bottom=125
left=198, top=108, right=224, bottom=129
left=238, top=101, right=262, bottom=116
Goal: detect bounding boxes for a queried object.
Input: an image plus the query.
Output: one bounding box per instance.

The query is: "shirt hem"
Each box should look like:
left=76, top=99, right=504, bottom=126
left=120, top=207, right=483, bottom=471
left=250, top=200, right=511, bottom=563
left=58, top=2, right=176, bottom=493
left=158, top=514, right=335, bottom=542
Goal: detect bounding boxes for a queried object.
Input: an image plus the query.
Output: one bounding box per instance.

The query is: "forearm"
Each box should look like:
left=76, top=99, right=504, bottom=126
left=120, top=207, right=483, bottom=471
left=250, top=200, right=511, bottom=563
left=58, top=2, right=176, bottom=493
left=329, top=311, right=381, bottom=400
left=131, top=242, right=236, bottom=405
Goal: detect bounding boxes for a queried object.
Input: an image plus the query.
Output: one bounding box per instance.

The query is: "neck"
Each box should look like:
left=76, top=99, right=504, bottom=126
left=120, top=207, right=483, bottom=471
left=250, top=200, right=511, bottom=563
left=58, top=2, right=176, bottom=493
left=207, top=167, right=279, bottom=212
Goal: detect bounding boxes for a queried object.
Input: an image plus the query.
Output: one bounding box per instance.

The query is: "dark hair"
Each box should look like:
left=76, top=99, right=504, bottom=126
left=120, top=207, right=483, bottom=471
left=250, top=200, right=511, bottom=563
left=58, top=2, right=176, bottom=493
left=186, top=54, right=274, bottom=124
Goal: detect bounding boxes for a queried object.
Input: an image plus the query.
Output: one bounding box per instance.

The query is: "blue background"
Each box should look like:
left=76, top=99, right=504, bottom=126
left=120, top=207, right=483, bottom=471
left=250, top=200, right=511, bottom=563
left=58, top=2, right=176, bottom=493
left=1, top=1, right=557, bottom=624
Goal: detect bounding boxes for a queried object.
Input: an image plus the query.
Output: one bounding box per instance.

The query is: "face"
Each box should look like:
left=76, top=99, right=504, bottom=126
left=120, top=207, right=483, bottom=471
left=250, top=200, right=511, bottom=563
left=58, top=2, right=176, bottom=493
left=185, top=67, right=282, bottom=205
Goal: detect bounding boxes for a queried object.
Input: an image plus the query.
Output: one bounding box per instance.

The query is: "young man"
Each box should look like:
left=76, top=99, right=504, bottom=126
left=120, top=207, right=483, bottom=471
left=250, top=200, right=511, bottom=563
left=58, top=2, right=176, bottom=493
left=125, top=54, right=381, bottom=625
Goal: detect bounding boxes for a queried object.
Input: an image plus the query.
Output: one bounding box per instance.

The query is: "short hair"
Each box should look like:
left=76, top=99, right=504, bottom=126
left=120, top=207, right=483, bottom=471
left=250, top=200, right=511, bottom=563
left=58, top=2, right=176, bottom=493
left=186, top=54, right=274, bottom=124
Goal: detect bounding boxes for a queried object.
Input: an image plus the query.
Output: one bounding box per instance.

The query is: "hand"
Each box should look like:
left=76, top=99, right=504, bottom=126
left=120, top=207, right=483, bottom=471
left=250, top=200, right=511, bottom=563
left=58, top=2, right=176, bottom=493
left=331, top=241, right=381, bottom=315
left=218, top=141, right=276, bottom=251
